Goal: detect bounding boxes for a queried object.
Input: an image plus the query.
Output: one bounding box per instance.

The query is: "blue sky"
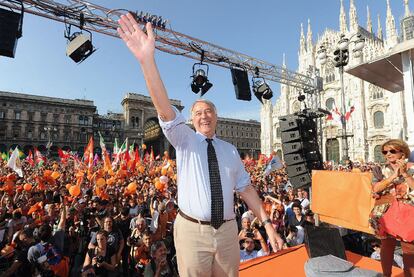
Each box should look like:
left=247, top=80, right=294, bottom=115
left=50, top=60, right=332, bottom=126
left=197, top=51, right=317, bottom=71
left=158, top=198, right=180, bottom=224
left=0, top=0, right=408, bottom=121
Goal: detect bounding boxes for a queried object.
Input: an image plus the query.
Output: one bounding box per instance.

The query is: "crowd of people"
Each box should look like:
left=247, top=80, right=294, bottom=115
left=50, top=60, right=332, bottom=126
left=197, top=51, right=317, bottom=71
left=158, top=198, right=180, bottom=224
left=0, top=148, right=392, bottom=277
left=0, top=10, right=412, bottom=277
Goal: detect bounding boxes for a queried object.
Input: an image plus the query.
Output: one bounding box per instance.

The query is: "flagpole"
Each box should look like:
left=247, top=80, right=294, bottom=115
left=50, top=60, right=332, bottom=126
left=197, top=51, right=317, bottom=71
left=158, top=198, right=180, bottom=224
left=339, top=66, right=349, bottom=162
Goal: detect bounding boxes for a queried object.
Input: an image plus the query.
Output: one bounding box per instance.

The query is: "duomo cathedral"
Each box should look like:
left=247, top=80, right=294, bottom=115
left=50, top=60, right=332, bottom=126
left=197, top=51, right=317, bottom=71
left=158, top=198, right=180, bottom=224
left=261, top=0, right=414, bottom=163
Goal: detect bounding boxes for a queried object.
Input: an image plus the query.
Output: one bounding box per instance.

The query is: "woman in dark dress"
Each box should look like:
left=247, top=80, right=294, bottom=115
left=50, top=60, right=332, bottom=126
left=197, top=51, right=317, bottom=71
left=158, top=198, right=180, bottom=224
left=81, top=230, right=117, bottom=277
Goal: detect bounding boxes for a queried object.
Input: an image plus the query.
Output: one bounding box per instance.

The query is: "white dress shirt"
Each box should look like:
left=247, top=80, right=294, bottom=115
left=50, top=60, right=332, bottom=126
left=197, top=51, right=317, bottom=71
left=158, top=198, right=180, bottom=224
left=159, top=108, right=250, bottom=221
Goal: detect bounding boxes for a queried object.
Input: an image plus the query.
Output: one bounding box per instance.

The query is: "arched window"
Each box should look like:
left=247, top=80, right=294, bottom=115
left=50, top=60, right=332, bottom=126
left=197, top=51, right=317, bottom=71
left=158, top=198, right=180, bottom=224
left=373, top=111, right=384, bottom=129
left=326, top=138, right=340, bottom=163
left=326, top=98, right=335, bottom=111
left=374, top=145, right=386, bottom=163
left=79, top=115, right=84, bottom=125
left=131, top=117, right=135, bottom=128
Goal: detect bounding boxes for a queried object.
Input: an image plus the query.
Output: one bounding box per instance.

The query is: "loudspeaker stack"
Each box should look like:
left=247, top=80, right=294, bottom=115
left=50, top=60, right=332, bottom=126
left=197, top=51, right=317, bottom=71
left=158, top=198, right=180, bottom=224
left=279, top=114, right=323, bottom=189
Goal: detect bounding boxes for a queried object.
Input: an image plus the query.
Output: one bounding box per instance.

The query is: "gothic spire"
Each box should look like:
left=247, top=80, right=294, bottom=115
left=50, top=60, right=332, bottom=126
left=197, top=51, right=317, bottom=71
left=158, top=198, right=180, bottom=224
left=307, top=18, right=313, bottom=52
left=339, top=0, right=348, bottom=33
left=300, top=23, right=306, bottom=54
left=349, top=0, right=358, bottom=32
left=377, top=14, right=383, bottom=40
left=404, top=0, right=411, bottom=17
left=385, top=0, right=398, bottom=46
left=367, top=6, right=373, bottom=33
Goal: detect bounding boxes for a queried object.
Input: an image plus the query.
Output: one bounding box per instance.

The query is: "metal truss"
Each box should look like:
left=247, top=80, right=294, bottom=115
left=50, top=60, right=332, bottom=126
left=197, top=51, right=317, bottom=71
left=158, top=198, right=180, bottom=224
left=0, top=0, right=320, bottom=90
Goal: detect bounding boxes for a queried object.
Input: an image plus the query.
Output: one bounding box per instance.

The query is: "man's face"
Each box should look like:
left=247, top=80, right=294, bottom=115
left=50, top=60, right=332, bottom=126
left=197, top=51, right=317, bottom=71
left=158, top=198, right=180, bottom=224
left=154, top=244, right=168, bottom=260
left=136, top=221, right=146, bottom=232
left=143, top=234, right=151, bottom=247
left=244, top=238, right=255, bottom=252
left=104, top=218, right=113, bottom=231
left=191, top=102, right=217, bottom=138
left=293, top=207, right=302, bottom=215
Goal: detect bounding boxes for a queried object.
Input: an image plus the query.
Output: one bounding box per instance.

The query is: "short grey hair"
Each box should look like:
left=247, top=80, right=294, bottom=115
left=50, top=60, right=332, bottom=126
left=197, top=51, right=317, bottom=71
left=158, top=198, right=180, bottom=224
left=190, top=99, right=217, bottom=115
left=150, top=240, right=167, bottom=257
left=136, top=217, right=146, bottom=225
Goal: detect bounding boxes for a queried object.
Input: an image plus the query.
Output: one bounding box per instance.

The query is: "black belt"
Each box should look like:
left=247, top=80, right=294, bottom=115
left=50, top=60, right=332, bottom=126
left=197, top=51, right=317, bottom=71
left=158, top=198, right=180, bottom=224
left=178, top=210, right=233, bottom=225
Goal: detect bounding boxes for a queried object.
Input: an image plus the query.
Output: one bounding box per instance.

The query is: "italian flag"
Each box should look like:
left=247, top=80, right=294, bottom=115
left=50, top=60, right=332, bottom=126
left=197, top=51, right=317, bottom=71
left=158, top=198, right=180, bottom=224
left=326, top=103, right=342, bottom=124
left=345, top=100, right=355, bottom=121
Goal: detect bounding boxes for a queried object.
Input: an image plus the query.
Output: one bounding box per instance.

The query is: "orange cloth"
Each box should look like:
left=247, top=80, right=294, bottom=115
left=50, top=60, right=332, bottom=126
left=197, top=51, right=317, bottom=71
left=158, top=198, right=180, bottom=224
left=311, top=170, right=375, bottom=234
left=239, top=245, right=403, bottom=276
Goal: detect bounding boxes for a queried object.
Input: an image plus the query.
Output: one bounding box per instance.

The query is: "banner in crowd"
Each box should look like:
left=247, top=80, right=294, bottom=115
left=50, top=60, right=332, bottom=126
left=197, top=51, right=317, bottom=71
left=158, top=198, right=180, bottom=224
left=311, top=170, right=375, bottom=234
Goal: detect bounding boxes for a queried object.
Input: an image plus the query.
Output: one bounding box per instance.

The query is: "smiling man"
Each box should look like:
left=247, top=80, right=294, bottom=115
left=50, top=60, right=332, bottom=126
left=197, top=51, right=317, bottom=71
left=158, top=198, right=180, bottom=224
left=117, top=13, right=283, bottom=277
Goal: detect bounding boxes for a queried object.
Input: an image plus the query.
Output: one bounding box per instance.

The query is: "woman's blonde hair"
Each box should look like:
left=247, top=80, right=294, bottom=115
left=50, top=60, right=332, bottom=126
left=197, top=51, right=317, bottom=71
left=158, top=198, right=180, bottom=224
left=381, top=139, right=410, bottom=158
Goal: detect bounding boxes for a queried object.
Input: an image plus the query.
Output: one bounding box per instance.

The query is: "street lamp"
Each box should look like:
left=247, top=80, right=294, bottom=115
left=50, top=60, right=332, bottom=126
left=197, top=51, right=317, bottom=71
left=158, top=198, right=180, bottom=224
left=317, top=33, right=364, bottom=162
left=136, top=130, right=144, bottom=156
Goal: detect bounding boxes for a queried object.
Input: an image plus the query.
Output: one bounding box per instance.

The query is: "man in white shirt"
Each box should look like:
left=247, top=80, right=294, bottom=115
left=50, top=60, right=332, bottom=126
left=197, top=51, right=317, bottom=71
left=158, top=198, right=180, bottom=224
left=297, top=189, right=310, bottom=210
left=117, top=13, right=283, bottom=277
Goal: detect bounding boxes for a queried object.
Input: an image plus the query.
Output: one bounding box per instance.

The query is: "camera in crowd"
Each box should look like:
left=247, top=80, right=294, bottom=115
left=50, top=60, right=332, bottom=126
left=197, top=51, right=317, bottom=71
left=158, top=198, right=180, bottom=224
left=245, top=231, right=255, bottom=239
left=128, top=236, right=141, bottom=246
left=96, top=255, right=105, bottom=264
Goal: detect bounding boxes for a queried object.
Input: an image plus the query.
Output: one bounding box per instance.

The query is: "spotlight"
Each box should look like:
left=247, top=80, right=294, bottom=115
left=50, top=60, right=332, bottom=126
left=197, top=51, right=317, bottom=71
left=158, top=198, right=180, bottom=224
left=252, top=77, right=272, bottom=103
left=191, top=63, right=213, bottom=96
left=66, top=31, right=96, bottom=63
left=133, top=11, right=168, bottom=29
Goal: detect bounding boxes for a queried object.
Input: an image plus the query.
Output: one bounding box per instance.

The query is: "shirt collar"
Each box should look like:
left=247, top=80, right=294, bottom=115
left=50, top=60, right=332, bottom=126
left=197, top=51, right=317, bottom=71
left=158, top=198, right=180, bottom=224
left=195, top=131, right=217, bottom=143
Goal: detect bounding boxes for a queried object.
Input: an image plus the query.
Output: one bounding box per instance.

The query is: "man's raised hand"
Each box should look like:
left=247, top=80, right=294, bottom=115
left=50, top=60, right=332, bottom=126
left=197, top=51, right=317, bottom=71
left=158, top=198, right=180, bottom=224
left=117, top=13, right=155, bottom=63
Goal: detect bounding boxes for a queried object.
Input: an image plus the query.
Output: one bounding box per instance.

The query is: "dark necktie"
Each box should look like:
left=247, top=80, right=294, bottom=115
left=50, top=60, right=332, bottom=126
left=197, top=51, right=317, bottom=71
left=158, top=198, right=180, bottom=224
left=206, top=138, right=224, bottom=229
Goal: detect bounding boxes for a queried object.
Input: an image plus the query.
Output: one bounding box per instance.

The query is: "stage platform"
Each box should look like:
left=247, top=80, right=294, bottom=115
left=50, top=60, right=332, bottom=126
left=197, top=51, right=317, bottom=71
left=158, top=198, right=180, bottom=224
left=239, top=245, right=403, bottom=277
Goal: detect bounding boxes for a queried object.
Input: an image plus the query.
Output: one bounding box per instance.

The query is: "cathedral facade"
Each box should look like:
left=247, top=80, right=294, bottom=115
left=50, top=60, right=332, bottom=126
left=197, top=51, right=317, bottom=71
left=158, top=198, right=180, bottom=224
left=261, top=0, right=412, bottom=163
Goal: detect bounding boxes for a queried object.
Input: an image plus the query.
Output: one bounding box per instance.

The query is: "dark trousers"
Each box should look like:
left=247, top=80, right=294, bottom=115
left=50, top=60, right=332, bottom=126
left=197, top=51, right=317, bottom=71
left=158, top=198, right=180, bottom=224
left=380, top=237, right=414, bottom=277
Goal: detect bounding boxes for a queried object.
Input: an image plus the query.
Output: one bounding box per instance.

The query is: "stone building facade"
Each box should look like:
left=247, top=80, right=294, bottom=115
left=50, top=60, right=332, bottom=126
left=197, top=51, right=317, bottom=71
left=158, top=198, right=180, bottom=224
left=0, top=91, right=260, bottom=158
left=215, top=117, right=261, bottom=158
left=261, top=0, right=412, bottom=163
left=0, top=91, right=97, bottom=155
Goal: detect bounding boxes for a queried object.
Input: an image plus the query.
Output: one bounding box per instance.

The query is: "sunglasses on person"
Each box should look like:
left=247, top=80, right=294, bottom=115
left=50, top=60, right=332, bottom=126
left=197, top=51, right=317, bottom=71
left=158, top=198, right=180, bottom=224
left=381, top=149, right=400, bottom=155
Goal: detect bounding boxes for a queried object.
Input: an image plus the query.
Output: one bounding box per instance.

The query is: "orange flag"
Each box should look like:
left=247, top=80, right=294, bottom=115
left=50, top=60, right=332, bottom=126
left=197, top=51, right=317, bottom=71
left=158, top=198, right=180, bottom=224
left=83, top=137, right=94, bottom=174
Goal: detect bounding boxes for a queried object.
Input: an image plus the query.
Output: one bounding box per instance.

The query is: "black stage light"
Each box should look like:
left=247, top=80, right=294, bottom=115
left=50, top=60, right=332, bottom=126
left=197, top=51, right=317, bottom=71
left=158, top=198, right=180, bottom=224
left=252, top=77, right=273, bottom=103
left=191, top=64, right=213, bottom=95
left=66, top=32, right=95, bottom=63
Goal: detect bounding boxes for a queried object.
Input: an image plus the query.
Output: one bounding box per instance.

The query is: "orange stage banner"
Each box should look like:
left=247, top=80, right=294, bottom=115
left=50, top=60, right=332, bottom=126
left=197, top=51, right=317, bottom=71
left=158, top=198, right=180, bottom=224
left=311, top=170, right=375, bottom=234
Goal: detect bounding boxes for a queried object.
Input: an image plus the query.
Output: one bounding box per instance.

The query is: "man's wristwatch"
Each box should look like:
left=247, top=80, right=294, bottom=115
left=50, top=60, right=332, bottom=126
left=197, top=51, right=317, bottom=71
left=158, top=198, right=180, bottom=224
left=262, top=219, right=272, bottom=226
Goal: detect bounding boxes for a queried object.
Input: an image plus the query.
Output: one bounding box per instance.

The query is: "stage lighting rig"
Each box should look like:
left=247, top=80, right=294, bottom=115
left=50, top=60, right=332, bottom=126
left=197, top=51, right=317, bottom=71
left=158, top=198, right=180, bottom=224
left=134, top=11, right=167, bottom=29
left=64, top=14, right=96, bottom=63
left=252, top=67, right=272, bottom=103
left=190, top=51, right=213, bottom=96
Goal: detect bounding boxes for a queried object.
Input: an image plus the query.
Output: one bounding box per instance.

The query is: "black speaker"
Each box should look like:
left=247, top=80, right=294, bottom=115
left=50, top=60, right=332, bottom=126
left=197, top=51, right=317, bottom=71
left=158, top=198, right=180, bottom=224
left=304, top=225, right=347, bottom=260
left=289, top=174, right=311, bottom=188
left=0, top=8, right=22, bottom=58
left=230, top=68, right=251, bottom=101
left=279, top=114, right=323, bottom=189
